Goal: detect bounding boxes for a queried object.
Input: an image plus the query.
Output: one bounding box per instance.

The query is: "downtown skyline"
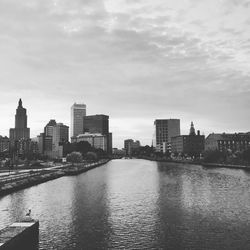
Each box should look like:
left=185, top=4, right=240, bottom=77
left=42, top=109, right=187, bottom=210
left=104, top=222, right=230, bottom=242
left=0, top=0, right=250, bottom=148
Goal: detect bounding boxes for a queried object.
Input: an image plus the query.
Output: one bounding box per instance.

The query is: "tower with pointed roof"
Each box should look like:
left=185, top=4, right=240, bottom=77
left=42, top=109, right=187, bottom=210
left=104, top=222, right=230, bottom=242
left=9, top=99, right=30, bottom=141
left=189, top=121, right=196, bottom=136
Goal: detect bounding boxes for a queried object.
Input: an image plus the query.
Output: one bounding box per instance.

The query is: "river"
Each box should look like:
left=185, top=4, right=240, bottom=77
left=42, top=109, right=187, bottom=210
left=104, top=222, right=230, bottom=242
left=1, top=159, right=250, bottom=249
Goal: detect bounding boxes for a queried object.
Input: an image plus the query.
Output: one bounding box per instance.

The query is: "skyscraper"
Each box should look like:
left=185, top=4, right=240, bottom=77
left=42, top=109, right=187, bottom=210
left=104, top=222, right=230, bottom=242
left=83, top=114, right=111, bottom=153
left=84, top=115, right=109, bottom=135
left=154, top=119, right=180, bottom=152
left=42, top=120, right=69, bottom=158
left=9, top=99, right=30, bottom=141
left=71, top=103, right=86, bottom=137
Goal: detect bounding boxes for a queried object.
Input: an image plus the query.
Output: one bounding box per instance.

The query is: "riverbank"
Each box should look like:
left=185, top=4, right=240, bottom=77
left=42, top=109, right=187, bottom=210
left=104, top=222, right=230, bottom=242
left=0, top=159, right=110, bottom=197
left=138, top=156, right=250, bottom=170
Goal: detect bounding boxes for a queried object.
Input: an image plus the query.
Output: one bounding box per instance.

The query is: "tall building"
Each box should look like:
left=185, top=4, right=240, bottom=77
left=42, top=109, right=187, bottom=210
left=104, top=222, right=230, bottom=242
left=71, top=103, right=86, bottom=137
left=154, top=119, right=180, bottom=152
left=84, top=115, right=109, bottom=135
left=52, top=123, right=69, bottom=145
left=83, top=115, right=111, bottom=153
left=44, top=119, right=57, bottom=137
left=171, top=122, right=205, bottom=157
left=9, top=99, right=30, bottom=142
left=42, top=120, right=69, bottom=158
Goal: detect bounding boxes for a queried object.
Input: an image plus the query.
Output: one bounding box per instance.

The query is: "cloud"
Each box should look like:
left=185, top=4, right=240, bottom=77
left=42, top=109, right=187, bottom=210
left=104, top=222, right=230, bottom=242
left=0, top=0, right=249, bottom=147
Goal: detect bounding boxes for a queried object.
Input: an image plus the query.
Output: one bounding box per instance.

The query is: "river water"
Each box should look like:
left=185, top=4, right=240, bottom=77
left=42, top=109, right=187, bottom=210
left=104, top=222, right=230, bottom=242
left=1, top=159, right=250, bottom=249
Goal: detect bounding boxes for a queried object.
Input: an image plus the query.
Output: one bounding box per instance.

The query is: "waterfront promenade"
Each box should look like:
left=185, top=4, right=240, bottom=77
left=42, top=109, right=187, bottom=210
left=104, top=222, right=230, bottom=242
left=0, top=159, right=109, bottom=197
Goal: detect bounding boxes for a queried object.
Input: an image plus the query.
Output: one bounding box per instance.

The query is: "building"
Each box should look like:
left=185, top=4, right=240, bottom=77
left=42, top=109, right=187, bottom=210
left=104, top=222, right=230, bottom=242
left=37, top=133, right=44, bottom=155
left=124, top=139, right=140, bottom=156
left=0, top=136, right=9, bottom=153
left=52, top=123, right=69, bottom=145
left=205, top=132, right=250, bottom=152
left=171, top=122, right=205, bottom=157
left=41, top=120, right=69, bottom=159
left=71, top=103, right=86, bottom=137
left=154, top=119, right=180, bottom=152
left=72, top=133, right=107, bottom=151
left=44, top=119, right=57, bottom=137
left=9, top=99, right=30, bottom=142
left=83, top=115, right=112, bottom=153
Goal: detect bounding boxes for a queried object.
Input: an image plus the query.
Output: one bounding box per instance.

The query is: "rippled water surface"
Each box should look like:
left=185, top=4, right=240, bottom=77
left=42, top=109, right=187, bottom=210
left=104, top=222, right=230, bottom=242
left=1, top=159, right=250, bottom=249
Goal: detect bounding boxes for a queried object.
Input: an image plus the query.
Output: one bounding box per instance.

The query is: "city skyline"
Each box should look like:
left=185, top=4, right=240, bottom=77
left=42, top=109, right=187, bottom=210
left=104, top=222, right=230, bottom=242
left=0, top=98, right=249, bottom=149
left=0, top=0, right=250, bottom=148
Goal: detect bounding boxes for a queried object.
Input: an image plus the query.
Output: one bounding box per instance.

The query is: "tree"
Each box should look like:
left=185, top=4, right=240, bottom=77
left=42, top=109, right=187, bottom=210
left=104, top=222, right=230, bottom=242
left=94, top=148, right=107, bottom=159
left=242, top=148, right=250, bottom=162
left=203, top=150, right=226, bottom=163
left=85, top=151, right=97, bottom=161
left=76, top=141, right=92, bottom=155
left=66, top=151, right=83, bottom=163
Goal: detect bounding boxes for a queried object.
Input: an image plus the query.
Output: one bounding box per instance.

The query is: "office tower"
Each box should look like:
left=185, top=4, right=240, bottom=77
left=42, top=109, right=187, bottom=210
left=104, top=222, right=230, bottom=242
left=83, top=115, right=111, bottom=153
left=43, top=120, right=69, bottom=158
left=44, top=119, right=57, bottom=137
left=9, top=99, right=30, bottom=141
left=84, top=115, right=109, bottom=135
left=154, top=119, right=180, bottom=152
left=71, top=103, right=86, bottom=137
left=52, top=123, right=69, bottom=145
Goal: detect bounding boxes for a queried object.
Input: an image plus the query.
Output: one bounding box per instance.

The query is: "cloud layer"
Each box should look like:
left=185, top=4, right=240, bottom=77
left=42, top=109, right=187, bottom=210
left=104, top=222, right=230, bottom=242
left=0, top=0, right=249, bottom=147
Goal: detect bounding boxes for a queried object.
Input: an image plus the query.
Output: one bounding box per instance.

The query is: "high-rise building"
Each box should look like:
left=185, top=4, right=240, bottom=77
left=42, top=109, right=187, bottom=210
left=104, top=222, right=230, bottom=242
left=9, top=99, right=30, bottom=142
left=83, top=115, right=109, bottom=135
left=71, top=103, right=86, bottom=137
left=154, top=119, right=180, bottom=152
left=44, top=119, right=57, bottom=137
left=52, top=123, right=69, bottom=145
left=42, top=120, right=69, bottom=158
left=83, top=115, right=111, bottom=153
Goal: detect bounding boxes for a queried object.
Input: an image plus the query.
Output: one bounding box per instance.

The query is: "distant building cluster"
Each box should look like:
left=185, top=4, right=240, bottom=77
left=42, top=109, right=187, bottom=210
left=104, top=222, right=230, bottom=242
left=123, top=118, right=250, bottom=158
left=0, top=99, right=112, bottom=161
left=205, top=133, right=250, bottom=152
left=71, top=107, right=112, bottom=153
left=171, top=122, right=205, bottom=157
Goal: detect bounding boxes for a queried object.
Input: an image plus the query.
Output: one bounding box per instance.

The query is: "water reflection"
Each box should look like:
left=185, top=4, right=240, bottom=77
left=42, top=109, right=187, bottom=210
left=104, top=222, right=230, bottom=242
left=157, top=162, right=250, bottom=249
left=1, top=159, right=250, bottom=249
left=105, top=159, right=160, bottom=249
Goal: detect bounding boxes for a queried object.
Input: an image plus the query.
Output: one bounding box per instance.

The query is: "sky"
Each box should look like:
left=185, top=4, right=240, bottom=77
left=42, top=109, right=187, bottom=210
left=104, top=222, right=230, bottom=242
left=0, top=0, right=250, bottom=148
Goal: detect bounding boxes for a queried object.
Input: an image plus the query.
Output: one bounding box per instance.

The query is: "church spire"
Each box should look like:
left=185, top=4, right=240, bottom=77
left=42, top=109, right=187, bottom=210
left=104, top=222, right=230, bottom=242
left=18, top=98, right=22, bottom=107
left=189, top=121, right=196, bottom=136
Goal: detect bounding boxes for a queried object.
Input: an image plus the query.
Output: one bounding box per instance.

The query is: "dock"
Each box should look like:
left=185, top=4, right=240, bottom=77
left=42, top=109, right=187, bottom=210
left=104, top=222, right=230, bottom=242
left=0, top=219, right=39, bottom=250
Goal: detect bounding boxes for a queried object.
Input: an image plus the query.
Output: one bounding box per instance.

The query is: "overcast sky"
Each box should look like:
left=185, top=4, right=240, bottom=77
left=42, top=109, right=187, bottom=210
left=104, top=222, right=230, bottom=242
left=0, top=0, right=250, bottom=148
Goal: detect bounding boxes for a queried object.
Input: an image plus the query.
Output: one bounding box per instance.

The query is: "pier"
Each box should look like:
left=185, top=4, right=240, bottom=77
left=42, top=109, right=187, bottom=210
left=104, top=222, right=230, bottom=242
left=0, top=220, right=39, bottom=250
